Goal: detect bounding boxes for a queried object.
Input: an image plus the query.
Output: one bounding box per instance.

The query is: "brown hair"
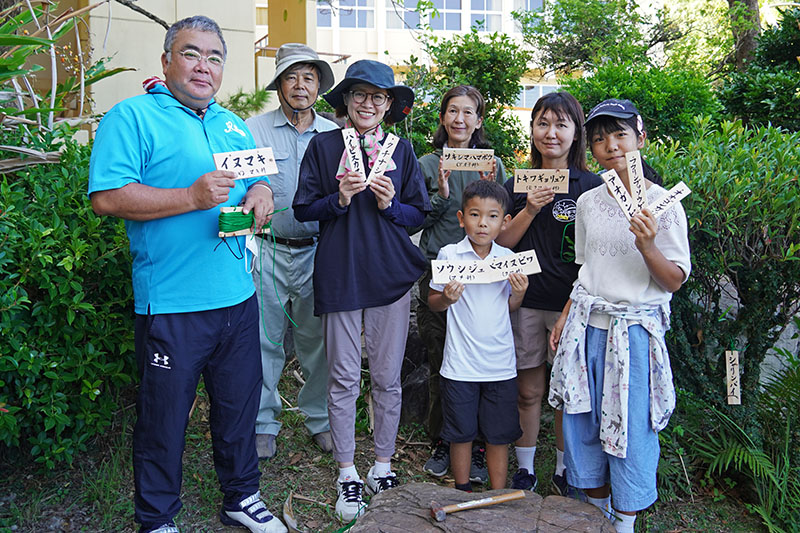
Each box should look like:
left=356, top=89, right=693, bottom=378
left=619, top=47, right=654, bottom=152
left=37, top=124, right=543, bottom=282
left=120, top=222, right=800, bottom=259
left=529, top=91, right=588, bottom=171
left=432, top=85, right=489, bottom=149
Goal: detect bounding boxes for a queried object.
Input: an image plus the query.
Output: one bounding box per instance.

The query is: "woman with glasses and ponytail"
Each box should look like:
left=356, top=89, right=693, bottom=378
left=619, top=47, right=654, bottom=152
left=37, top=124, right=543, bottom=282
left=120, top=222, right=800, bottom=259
left=293, top=60, right=430, bottom=522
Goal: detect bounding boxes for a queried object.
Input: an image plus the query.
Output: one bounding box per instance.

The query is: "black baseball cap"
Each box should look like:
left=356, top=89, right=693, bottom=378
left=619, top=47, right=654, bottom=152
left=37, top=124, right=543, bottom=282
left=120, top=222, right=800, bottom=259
left=585, top=99, right=643, bottom=130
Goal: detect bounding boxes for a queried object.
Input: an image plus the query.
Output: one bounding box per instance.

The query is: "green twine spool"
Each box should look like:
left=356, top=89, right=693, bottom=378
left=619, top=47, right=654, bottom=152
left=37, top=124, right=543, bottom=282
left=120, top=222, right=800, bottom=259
left=218, top=207, right=289, bottom=233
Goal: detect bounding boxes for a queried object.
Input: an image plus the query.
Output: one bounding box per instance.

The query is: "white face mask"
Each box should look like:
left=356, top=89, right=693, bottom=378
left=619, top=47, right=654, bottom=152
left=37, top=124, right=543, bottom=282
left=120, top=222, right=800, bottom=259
left=244, top=234, right=259, bottom=274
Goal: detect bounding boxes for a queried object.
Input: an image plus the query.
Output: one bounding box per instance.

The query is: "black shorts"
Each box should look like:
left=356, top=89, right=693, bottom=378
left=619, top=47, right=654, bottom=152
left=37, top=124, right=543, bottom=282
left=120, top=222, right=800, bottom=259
left=440, top=376, right=522, bottom=445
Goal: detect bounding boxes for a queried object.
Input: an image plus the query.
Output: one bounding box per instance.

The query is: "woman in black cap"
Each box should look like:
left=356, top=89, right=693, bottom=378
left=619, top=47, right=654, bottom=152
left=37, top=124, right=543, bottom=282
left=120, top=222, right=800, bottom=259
left=293, top=59, right=430, bottom=522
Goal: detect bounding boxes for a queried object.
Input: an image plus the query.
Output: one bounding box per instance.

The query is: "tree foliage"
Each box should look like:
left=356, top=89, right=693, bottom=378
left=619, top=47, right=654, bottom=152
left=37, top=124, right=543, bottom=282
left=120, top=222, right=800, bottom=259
left=646, top=118, right=800, bottom=432
left=561, top=62, right=721, bottom=141
left=0, top=1, right=133, bottom=468
left=395, top=28, right=532, bottom=167
left=718, top=8, right=800, bottom=131
left=513, top=0, right=682, bottom=74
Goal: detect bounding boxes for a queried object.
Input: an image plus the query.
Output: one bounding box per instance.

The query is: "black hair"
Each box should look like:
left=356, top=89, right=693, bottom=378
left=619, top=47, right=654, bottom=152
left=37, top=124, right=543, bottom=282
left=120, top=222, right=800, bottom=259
left=433, top=85, right=489, bottom=149
left=585, top=114, right=663, bottom=185
left=529, top=91, right=588, bottom=171
left=461, top=180, right=510, bottom=214
left=334, top=84, right=398, bottom=127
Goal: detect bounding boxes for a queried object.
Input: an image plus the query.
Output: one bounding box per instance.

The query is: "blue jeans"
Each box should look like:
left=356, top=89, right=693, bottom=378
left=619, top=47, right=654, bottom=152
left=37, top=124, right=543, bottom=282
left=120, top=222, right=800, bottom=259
left=563, top=324, right=660, bottom=512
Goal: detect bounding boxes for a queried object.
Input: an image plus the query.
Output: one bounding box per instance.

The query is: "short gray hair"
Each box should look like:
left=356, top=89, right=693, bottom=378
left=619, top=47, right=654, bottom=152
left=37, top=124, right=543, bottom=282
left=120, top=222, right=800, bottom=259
left=163, top=15, right=227, bottom=59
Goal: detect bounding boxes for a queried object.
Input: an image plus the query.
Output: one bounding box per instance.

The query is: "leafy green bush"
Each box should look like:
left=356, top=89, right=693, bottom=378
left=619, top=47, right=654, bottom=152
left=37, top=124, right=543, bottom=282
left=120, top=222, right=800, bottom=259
left=646, top=118, right=800, bottom=432
left=512, top=0, right=676, bottom=74
left=562, top=62, right=721, bottom=141
left=398, top=28, right=531, bottom=167
left=0, top=130, right=135, bottom=468
left=718, top=8, right=800, bottom=131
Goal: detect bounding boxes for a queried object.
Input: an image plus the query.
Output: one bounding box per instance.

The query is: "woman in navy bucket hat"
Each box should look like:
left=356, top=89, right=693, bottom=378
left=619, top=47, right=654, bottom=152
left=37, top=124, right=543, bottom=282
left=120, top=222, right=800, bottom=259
left=292, top=59, right=430, bottom=522
left=323, top=59, right=414, bottom=125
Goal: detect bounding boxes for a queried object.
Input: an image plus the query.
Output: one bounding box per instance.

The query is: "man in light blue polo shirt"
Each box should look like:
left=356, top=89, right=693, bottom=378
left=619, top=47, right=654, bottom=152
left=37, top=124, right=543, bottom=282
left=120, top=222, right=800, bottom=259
left=88, top=15, right=286, bottom=533
left=245, top=43, right=338, bottom=460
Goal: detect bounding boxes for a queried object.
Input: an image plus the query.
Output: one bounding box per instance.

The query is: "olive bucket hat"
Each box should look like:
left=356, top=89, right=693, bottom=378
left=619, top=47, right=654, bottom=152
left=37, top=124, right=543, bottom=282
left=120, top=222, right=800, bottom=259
left=266, top=43, right=335, bottom=93
left=323, top=59, right=414, bottom=123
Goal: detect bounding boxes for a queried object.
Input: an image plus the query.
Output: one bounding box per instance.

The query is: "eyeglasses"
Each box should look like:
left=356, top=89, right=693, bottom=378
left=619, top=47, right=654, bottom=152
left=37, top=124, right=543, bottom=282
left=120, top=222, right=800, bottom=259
left=348, top=90, right=390, bottom=106
left=176, top=49, right=225, bottom=68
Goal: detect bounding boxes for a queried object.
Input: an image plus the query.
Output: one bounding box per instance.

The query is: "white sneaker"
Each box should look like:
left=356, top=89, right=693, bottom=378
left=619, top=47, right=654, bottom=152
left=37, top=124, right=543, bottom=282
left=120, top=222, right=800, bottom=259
left=148, top=524, right=179, bottom=533
left=335, top=478, right=366, bottom=522
left=219, top=491, right=287, bottom=533
left=365, top=465, right=398, bottom=495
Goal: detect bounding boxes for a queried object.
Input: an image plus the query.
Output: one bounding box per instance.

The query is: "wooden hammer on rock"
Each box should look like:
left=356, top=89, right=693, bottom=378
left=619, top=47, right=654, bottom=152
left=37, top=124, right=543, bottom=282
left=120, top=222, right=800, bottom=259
left=430, top=490, right=526, bottom=522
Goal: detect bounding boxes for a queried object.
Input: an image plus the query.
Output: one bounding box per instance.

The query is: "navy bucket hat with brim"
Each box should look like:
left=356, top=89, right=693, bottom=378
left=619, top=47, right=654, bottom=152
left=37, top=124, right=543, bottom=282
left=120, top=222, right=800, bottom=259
left=323, top=59, right=414, bottom=124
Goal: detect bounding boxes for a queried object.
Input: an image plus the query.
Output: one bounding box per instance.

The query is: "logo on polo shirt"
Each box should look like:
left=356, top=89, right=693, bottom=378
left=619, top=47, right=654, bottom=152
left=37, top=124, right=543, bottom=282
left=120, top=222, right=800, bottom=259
left=552, top=198, right=576, bottom=222
left=150, top=352, right=171, bottom=370
left=224, top=121, right=246, bottom=137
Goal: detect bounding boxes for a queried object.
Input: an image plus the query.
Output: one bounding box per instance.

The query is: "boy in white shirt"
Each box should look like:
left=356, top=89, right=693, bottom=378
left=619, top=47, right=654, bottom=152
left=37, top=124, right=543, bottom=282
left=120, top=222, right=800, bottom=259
left=428, top=180, right=529, bottom=490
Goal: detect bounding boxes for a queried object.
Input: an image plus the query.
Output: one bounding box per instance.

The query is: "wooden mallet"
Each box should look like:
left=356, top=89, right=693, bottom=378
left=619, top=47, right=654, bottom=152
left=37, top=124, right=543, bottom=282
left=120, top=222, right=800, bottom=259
left=430, top=490, right=526, bottom=522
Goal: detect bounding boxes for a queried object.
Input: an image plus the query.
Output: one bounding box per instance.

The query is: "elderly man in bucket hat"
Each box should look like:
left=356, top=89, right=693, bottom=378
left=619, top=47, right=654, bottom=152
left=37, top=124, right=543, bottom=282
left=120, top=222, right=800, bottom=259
left=245, top=43, right=338, bottom=460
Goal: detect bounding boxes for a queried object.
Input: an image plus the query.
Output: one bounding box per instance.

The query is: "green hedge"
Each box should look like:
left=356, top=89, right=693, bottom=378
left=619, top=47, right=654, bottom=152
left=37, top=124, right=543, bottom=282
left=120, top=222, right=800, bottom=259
left=0, top=134, right=135, bottom=468
left=647, top=118, right=800, bottom=429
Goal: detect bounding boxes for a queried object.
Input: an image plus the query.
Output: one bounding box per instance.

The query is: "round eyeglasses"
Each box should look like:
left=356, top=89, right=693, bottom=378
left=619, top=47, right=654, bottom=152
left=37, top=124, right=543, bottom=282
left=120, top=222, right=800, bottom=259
left=348, top=90, right=390, bottom=106
left=176, top=49, right=225, bottom=68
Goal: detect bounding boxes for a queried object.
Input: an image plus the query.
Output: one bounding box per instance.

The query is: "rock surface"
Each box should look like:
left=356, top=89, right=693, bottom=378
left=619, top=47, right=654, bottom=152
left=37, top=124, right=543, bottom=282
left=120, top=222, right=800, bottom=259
left=350, top=482, right=614, bottom=532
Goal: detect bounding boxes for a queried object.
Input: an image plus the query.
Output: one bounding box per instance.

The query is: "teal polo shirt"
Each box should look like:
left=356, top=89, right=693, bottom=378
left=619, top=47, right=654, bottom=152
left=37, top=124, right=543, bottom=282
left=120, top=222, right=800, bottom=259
left=89, top=85, right=268, bottom=314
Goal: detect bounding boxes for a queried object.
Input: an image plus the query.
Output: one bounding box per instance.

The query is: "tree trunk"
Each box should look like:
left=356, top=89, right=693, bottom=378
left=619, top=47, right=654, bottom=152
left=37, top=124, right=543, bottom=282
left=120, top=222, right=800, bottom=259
left=727, top=0, right=761, bottom=71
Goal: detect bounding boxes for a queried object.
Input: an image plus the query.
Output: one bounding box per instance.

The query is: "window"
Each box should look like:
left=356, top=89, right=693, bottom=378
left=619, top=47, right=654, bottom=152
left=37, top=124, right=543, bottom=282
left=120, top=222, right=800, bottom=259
left=386, top=0, right=421, bottom=29
left=318, top=2, right=333, bottom=26
left=431, top=0, right=462, bottom=31
left=319, top=0, right=374, bottom=28
left=515, top=84, right=560, bottom=108
left=256, top=6, right=269, bottom=26
left=340, top=0, right=375, bottom=28
left=470, top=0, right=501, bottom=31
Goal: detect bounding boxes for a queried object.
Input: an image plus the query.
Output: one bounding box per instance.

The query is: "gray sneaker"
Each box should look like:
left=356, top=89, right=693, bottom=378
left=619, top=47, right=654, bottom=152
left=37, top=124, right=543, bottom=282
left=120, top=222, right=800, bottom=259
left=423, top=440, right=450, bottom=477
left=256, top=433, right=277, bottom=460
left=469, top=444, right=488, bottom=484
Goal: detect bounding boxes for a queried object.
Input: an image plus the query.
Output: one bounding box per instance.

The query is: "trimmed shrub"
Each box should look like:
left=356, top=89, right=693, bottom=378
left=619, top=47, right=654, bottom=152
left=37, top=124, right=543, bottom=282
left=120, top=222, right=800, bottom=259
left=562, top=62, right=722, bottom=141
left=646, top=117, right=800, bottom=430
left=0, top=131, right=135, bottom=468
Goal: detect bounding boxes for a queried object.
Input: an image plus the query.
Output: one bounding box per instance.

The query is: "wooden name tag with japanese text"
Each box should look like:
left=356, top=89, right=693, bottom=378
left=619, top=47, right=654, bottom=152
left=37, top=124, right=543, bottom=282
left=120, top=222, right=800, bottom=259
left=514, top=169, right=569, bottom=194
left=726, top=350, right=741, bottom=405
left=601, top=168, right=691, bottom=221
left=432, top=249, right=541, bottom=284
left=441, top=148, right=495, bottom=171
left=342, top=128, right=366, bottom=179
left=213, top=147, right=278, bottom=179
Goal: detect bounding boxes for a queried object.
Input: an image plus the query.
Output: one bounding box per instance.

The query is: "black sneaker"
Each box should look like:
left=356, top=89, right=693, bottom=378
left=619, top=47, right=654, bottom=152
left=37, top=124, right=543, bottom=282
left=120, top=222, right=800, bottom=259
left=219, top=491, right=287, bottom=532
left=552, top=472, right=586, bottom=501
left=423, top=440, right=450, bottom=477
left=469, top=444, right=488, bottom=484
left=511, top=468, right=538, bottom=491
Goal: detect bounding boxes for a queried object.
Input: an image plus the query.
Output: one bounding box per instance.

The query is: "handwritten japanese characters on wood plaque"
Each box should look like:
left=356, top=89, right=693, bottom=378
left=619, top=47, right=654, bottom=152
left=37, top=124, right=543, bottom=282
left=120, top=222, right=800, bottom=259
left=367, top=133, right=399, bottom=185
left=514, top=169, right=569, bottom=194
left=726, top=350, right=741, bottom=405
left=441, top=148, right=495, bottom=171
left=626, top=150, right=647, bottom=212
left=213, top=147, right=278, bottom=179
left=601, top=168, right=691, bottom=221
left=342, top=128, right=366, bottom=179
left=432, top=249, right=542, bottom=284
left=648, top=181, right=691, bottom=218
